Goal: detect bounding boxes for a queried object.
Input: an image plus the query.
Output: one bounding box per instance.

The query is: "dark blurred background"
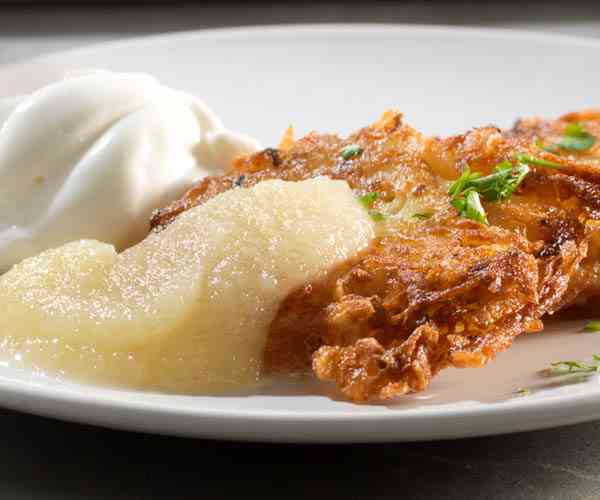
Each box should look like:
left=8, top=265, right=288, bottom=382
left=1, top=1, right=600, bottom=65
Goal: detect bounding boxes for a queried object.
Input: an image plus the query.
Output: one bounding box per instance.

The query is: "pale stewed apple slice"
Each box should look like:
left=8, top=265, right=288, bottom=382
left=0, top=177, right=375, bottom=393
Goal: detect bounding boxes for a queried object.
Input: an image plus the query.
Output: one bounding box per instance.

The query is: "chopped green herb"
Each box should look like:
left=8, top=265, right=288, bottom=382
left=340, top=144, right=363, bottom=160
left=546, top=357, right=600, bottom=376
left=541, top=122, right=597, bottom=152
left=358, top=192, right=379, bottom=208
left=558, top=134, right=596, bottom=151
left=451, top=190, right=488, bottom=224
left=551, top=360, right=586, bottom=372
left=412, top=212, right=433, bottom=220
left=448, top=166, right=482, bottom=198
left=356, top=191, right=385, bottom=221
left=514, top=387, right=531, bottom=397
left=448, top=153, right=564, bottom=223
left=584, top=321, right=600, bottom=333
left=565, top=122, right=586, bottom=136
left=369, top=211, right=386, bottom=222
left=448, top=161, right=531, bottom=223
left=471, top=162, right=530, bottom=202
left=516, top=154, right=561, bottom=169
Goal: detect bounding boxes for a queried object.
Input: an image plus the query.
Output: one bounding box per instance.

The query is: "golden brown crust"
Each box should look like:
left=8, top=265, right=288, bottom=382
left=266, top=215, right=541, bottom=401
left=150, top=110, right=600, bottom=402
left=427, top=111, right=600, bottom=311
left=150, top=111, right=442, bottom=230
left=511, top=109, right=600, bottom=164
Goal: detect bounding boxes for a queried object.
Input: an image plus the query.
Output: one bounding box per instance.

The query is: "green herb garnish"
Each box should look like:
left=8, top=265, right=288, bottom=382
left=357, top=191, right=385, bottom=221
left=340, top=144, right=363, bottom=160
left=358, top=192, right=379, bottom=208
left=448, top=162, right=529, bottom=203
left=584, top=321, right=600, bottom=333
left=559, top=122, right=597, bottom=151
left=514, top=387, right=531, bottom=397
left=516, top=154, right=561, bottom=169
left=546, top=357, right=600, bottom=376
left=541, top=122, right=597, bottom=152
left=471, top=161, right=530, bottom=202
left=448, top=161, right=530, bottom=223
left=369, top=211, right=386, bottom=222
left=412, top=212, right=433, bottom=220
left=551, top=360, right=587, bottom=373
left=565, top=123, right=585, bottom=136
left=447, top=151, right=565, bottom=223
left=559, top=135, right=596, bottom=151
left=448, top=166, right=482, bottom=198
left=451, top=190, right=488, bottom=224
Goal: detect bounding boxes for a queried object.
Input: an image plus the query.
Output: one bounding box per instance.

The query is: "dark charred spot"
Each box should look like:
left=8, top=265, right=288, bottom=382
left=150, top=207, right=178, bottom=233
left=299, top=283, right=314, bottom=297
left=377, top=358, right=388, bottom=370
left=369, top=296, right=389, bottom=327
left=234, top=174, right=246, bottom=188
left=510, top=118, right=539, bottom=136
left=264, top=148, right=283, bottom=167
left=467, top=259, right=492, bottom=275
left=412, top=184, right=427, bottom=197
left=512, top=118, right=525, bottom=130
left=568, top=177, right=600, bottom=212
left=536, top=217, right=583, bottom=258
left=481, top=125, right=502, bottom=134
left=304, top=334, right=324, bottom=354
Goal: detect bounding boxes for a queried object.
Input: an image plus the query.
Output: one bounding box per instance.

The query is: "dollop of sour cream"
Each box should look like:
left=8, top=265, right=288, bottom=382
left=0, top=70, right=260, bottom=271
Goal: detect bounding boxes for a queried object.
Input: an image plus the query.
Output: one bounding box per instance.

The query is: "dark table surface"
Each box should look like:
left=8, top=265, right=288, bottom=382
left=2, top=2, right=600, bottom=499
left=7, top=412, right=600, bottom=500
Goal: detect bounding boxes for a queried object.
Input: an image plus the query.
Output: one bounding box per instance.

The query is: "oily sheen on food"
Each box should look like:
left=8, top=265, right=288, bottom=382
left=0, top=70, right=259, bottom=271
left=0, top=177, right=375, bottom=393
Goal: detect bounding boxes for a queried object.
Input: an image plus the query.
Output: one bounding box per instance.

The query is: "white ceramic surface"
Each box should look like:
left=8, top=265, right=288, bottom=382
left=1, top=25, right=600, bottom=443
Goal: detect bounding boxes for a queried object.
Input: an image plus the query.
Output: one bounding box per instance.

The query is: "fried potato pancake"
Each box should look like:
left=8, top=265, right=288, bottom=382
left=150, top=110, right=600, bottom=402
left=425, top=110, right=600, bottom=311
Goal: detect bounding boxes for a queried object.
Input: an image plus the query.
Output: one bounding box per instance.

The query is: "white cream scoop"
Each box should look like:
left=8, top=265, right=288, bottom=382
left=0, top=70, right=260, bottom=271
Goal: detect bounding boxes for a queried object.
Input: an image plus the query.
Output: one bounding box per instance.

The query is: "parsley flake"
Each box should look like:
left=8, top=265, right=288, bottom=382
left=340, top=144, right=363, bottom=160
left=358, top=192, right=379, bottom=208
left=559, top=134, right=596, bottom=151
left=412, top=212, right=433, bottom=220
left=541, top=122, right=597, bottom=152
left=563, top=122, right=597, bottom=151
left=448, top=161, right=530, bottom=223
left=451, top=190, right=488, bottom=224
left=448, top=166, right=482, bottom=198
left=584, top=321, right=600, bottom=333
left=369, top=211, right=386, bottom=222
left=516, top=154, right=561, bottom=169
left=514, top=387, right=531, bottom=397
left=356, top=192, right=385, bottom=221
left=546, top=357, right=600, bottom=376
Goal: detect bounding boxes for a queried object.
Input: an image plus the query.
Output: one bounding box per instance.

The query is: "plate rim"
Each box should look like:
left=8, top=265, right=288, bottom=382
left=4, top=22, right=600, bottom=74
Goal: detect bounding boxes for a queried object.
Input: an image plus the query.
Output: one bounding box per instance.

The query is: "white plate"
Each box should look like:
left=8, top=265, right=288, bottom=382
left=1, top=24, right=600, bottom=443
